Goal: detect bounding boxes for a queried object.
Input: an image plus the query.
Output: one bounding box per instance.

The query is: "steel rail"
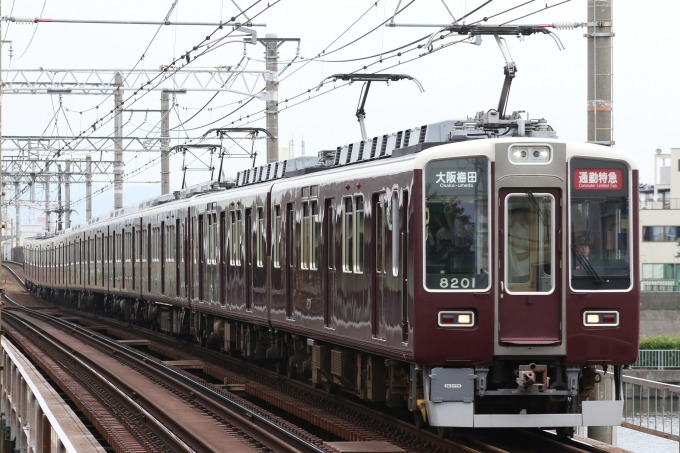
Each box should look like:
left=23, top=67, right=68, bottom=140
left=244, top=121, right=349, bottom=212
left=3, top=304, right=197, bottom=453
left=3, top=301, right=325, bottom=453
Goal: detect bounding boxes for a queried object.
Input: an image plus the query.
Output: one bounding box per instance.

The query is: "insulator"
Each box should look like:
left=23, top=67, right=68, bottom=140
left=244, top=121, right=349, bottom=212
left=552, top=21, right=578, bottom=30
left=12, top=17, right=36, bottom=24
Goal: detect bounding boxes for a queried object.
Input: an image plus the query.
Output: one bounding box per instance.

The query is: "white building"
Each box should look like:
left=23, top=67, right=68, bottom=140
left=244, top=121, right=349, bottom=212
left=639, top=147, right=680, bottom=290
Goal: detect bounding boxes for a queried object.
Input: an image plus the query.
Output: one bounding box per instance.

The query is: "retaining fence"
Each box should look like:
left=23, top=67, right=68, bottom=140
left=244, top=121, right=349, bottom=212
left=633, top=350, right=680, bottom=370
left=0, top=336, right=105, bottom=453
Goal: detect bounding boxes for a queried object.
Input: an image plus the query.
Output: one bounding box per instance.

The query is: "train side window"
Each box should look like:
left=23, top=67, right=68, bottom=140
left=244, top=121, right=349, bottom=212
left=376, top=195, right=385, bottom=274
left=311, top=200, right=319, bottom=270
left=392, top=190, right=400, bottom=276
left=355, top=196, right=365, bottom=273
left=230, top=210, right=242, bottom=266
left=273, top=205, right=281, bottom=268
left=257, top=207, right=265, bottom=268
left=343, top=197, right=353, bottom=272
left=327, top=202, right=335, bottom=270
left=301, top=201, right=309, bottom=269
left=167, top=224, right=175, bottom=262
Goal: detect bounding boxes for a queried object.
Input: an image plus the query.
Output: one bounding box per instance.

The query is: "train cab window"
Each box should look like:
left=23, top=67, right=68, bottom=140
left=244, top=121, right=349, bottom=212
left=257, top=208, right=265, bottom=268
left=424, top=157, right=490, bottom=291
left=273, top=205, right=281, bottom=268
left=570, top=159, right=631, bottom=291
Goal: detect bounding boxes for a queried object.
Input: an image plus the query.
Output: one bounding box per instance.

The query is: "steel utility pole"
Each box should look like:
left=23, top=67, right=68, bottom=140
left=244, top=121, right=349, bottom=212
left=161, top=91, right=170, bottom=194
left=65, top=159, right=71, bottom=228
left=586, top=0, right=613, bottom=146
left=86, top=155, right=92, bottom=222
left=13, top=180, right=19, bottom=246
left=259, top=35, right=300, bottom=164
left=587, top=2, right=615, bottom=445
left=114, top=72, right=124, bottom=209
left=44, top=162, right=50, bottom=232
left=57, top=164, right=63, bottom=231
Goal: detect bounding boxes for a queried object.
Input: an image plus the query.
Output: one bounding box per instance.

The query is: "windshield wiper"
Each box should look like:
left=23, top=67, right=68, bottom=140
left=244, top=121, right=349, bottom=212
left=571, top=244, right=604, bottom=284
left=526, top=191, right=548, bottom=227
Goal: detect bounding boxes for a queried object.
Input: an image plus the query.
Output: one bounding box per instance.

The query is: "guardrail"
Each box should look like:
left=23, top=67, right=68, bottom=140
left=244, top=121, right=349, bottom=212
left=633, top=350, right=680, bottom=370
left=641, top=279, right=680, bottom=292
left=640, top=199, right=680, bottom=210
left=595, top=370, right=679, bottom=443
left=1, top=336, right=105, bottom=453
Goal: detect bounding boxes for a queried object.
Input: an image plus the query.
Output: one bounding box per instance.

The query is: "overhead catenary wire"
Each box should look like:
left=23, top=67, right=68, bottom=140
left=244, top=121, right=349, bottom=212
left=49, top=0, right=568, bottom=211
left=7, top=0, right=279, bottom=206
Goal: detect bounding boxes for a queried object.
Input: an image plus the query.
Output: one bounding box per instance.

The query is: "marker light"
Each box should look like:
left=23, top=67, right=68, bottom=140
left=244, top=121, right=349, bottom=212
left=583, top=311, right=619, bottom=327
left=438, top=311, right=475, bottom=328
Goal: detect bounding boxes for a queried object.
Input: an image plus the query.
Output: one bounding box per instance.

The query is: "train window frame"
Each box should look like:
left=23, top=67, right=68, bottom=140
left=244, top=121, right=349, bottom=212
left=301, top=201, right=309, bottom=269
left=273, top=205, right=282, bottom=268
left=343, top=196, right=354, bottom=273
left=503, top=193, right=556, bottom=296
left=257, top=207, right=265, bottom=268
left=392, top=190, right=400, bottom=277
left=311, top=199, right=320, bottom=270
left=422, top=156, right=492, bottom=293
left=354, top=196, right=365, bottom=273
left=568, top=156, right=634, bottom=293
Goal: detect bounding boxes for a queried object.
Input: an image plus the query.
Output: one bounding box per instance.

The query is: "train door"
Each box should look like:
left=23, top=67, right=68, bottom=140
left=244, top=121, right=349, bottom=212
left=219, top=212, right=226, bottom=306
left=498, top=188, right=561, bottom=345
left=161, top=221, right=166, bottom=294
left=285, top=203, right=294, bottom=319
left=400, top=189, right=409, bottom=343
left=324, top=198, right=335, bottom=327
left=373, top=193, right=387, bottom=339
left=245, top=208, right=253, bottom=311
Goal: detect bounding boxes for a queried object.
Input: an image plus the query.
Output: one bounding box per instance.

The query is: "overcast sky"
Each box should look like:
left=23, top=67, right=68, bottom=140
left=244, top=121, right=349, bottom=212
left=2, top=0, right=677, bottom=226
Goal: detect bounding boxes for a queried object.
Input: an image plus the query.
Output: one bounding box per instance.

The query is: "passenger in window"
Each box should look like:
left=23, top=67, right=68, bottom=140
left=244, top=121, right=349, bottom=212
left=508, top=206, right=530, bottom=284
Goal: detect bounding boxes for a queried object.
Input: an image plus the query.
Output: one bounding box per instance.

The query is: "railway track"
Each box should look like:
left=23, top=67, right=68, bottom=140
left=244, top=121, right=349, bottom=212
left=1, top=263, right=627, bottom=453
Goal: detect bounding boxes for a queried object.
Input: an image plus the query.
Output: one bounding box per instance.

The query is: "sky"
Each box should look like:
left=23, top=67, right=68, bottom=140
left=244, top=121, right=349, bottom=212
left=1, top=0, right=678, bottom=228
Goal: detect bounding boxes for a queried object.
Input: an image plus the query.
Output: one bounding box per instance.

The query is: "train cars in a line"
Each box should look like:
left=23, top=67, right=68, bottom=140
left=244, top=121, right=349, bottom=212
left=24, top=112, right=638, bottom=431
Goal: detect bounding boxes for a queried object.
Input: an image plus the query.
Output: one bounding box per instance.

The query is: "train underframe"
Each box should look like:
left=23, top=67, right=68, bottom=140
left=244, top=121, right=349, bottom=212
left=27, top=282, right=623, bottom=432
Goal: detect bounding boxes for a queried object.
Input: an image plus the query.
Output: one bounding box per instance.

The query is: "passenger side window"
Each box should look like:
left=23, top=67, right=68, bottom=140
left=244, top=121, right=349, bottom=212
left=273, top=205, right=281, bottom=268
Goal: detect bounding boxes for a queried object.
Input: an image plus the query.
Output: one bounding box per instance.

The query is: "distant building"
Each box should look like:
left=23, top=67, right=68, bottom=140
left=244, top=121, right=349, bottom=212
left=639, top=147, right=680, bottom=291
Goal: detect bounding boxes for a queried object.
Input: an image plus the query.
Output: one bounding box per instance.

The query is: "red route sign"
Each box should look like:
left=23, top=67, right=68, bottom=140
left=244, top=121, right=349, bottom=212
left=573, top=168, right=623, bottom=190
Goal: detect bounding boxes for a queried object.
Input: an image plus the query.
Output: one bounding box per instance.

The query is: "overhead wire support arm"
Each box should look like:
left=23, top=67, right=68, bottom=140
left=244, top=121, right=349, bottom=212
left=316, top=73, right=424, bottom=141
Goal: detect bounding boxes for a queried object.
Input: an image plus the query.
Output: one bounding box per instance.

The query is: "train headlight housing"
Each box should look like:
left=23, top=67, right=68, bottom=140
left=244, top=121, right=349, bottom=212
left=438, top=311, right=475, bottom=328
left=583, top=311, right=619, bottom=327
left=509, top=145, right=552, bottom=165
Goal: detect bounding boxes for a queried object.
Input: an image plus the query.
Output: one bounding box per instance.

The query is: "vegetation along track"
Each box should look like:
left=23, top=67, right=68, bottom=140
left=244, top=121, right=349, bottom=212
left=2, top=263, right=622, bottom=453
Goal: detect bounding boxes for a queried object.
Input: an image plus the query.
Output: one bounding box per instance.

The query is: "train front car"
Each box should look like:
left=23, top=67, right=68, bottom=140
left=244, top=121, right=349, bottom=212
left=413, top=137, right=638, bottom=429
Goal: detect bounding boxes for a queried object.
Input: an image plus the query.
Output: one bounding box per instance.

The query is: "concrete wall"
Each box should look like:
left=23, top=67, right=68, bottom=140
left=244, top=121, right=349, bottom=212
left=640, top=292, right=680, bottom=337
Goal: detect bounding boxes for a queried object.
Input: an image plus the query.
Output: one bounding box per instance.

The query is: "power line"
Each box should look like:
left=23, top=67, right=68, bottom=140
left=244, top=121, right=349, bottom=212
left=8, top=0, right=279, bottom=206
left=14, top=0, right=48, bottom=61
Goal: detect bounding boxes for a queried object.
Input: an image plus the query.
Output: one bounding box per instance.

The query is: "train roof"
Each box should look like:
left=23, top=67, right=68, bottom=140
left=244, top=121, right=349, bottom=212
left=25, top=110, right=638, bottom=243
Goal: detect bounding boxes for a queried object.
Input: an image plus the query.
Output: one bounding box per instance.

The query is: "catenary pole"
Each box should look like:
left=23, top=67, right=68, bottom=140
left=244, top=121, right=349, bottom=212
left=65, top=159, right=71, bottom=228
left=587, top=0, right=613, bottom=146
left=86, top=155, right=92, bottom=222
left=114, top=72, right=124, bottom=209
left=586, top=0, right=615, bottom=446
left=161, top=91, right=170, bottom=194
left=264, top=34, right=279, bottom=163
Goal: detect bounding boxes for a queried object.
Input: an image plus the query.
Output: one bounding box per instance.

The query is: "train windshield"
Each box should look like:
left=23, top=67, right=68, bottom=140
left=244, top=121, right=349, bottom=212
left=570, top=158, right=631, bottom=290
left=424, top=157, right=490, bottom=291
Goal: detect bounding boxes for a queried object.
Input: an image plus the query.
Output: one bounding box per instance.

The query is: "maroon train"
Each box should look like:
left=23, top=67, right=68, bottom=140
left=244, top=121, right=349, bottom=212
left=24, top=113, right=639, bottom=430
